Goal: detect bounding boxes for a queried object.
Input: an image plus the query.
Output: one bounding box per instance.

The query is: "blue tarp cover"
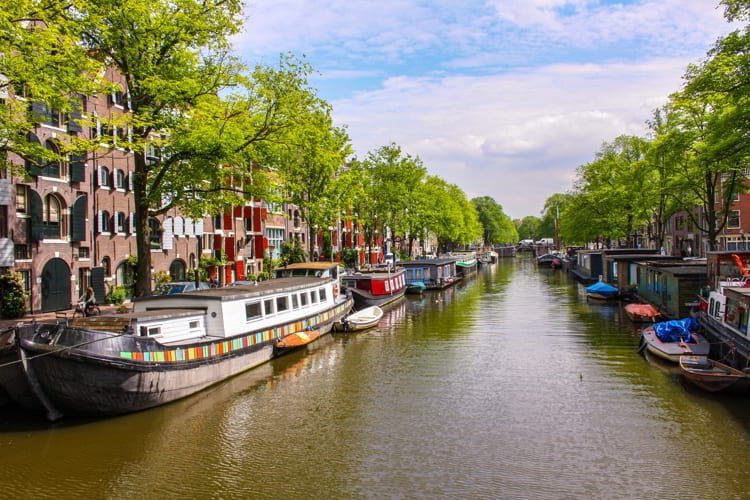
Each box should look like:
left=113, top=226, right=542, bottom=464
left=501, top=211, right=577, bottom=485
left=585, top=281, right=619, bottom=296
left=653, top=317, right=697, bottom=343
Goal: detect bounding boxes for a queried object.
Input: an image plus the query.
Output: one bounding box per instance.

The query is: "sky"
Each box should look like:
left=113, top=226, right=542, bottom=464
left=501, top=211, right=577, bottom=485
left=234, top=0, right=736, bottom=219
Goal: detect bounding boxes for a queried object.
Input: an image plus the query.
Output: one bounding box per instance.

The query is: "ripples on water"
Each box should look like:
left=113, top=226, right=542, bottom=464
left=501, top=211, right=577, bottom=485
left=2, top=258, right=750, bottom=499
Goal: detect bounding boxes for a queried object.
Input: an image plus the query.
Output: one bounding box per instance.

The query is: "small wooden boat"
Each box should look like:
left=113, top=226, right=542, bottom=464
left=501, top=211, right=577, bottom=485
left=341, top=306, right=383, bottom=332
left=275, top=330, right=321, bottom=353
left=679, top=356, right=750, bottom=392
left=639, top=319, right=710, bottom=363
left=624, top=303, right=664, bottom=323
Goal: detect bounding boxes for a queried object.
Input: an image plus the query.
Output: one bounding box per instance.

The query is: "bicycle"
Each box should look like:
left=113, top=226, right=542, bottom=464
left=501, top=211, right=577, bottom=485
left=72, top=302, right=102, bottom=319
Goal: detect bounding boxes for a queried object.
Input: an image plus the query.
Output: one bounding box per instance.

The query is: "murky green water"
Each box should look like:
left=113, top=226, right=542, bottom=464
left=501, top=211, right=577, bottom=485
left=2, top=258, right=750, bottom=499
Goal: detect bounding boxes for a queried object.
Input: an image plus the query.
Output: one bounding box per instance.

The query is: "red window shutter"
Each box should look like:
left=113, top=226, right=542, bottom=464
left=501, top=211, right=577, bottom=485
left=225, top=236, right=235, bottom=260
left=233, top=206, right=242, bottom=218
left=223, top=212, right=233, bottom=231
left=213, top=234, right=222, bottom=249
left=253, top=207, right=262, bottom=233
left=235, top=260, right=245, bottom=281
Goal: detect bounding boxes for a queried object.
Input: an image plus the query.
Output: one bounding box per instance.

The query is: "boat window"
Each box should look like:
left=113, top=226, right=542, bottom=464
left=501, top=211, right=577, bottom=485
left=292, top=269, right=308, bottom=277
left=246, top=301, right=262, bottom=321
left=263, top=298, right=275, bottom=316
left=385, top=280, right=390, bottom=292
left=311, top=290, right=318, bottom=303
left=292, top=294, right=299, bottom=309
left=277, top=295, right=289, bottom=312
left=148, top=326, right=161, bottom=336
left=189, top=321, right=199, bottom=329
left=319, top=288, right=327, bottom=301
left=300, top=292, right=308, bottom=307
left=331, top=267, right=338, bottom=279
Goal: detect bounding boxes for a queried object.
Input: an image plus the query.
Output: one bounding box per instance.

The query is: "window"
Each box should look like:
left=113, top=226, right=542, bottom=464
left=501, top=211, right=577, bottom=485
left=14, top=244, right=30, bottom=260
left=100, top=123, right=113, bottom=141
left=245, top=301, right=262, bottom=321
left=46, top=195, right=60, bottom=223
left=115, top=212, right=126, bottom=233
left=0, top=206, right=7, bottom=238
left=18, top=270, right=30, bottom=294
left=310, top=290, right=318, bottom=304
left=148, top=218, right=161, bottom=249
left=728, top=210, right=741, bottom=229
left=111, top=88, right=125, bottom=107
left=189, top=321, right=200, bottom=330
left=115, top=169, right=125, bottom=189
left=319, top=288, right=326, bottom=302
left=276, top=295, right=289, bottom=312
left=44, top=108, right=64, bottom=128
left=265, top=227, right=284, bottom=259
left=43, top=140, right=63, bottom=178
left=78, top=247, right=90, bottom=259
left=15, top=185, right=27, bottom=213
left=292, top=294, right=299, bottom=309
left=99, top=210, right=111, bottom=233
left=300, top=292, right=308, bottom=307
left=263, top=298, right=274, bottom=316
left=101, top=256, right=111, bottom=276
left=147, top=327, right=161, bottom=336
left=99, top=166, right=110, bottom=187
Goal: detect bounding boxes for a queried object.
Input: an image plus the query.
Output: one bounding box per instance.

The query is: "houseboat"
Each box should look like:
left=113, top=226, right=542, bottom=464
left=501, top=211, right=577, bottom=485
left=15, top=277, right=353, bottom=420
left=601, top=253, right=677, bottom=292
left=634, top=260, right=706, bottom=318
left=453, top=253, right=478, bottom=277
left=697, top=251, right=750, bottom=365
left=341, top=267, right=407, bottom=309
left=400, top=258, right=460, bottom=290
left=573, top=249, right=656, bottom=284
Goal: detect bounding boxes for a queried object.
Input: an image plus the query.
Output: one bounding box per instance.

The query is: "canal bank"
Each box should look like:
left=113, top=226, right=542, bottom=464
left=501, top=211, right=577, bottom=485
left=1, top=258, right=749, bottom=498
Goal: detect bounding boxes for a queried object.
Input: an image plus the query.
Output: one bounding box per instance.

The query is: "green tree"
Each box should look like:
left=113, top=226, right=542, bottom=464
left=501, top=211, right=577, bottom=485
left=280, top=238, right=306, bottom=266
left=1, top=1, right=105, bottom=173
left=515, top=216, right=542, bottom=241
left=472, top=196, right=517, bottom=246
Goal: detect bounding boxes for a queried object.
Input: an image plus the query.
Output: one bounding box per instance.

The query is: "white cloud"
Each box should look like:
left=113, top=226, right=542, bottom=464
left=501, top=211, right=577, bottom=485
left=332, top=58, right=691, bottom=218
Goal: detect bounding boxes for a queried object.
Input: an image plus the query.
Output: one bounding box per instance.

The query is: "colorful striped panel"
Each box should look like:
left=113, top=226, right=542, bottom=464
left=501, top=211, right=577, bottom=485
left=119, top=301, right=352, bottom=362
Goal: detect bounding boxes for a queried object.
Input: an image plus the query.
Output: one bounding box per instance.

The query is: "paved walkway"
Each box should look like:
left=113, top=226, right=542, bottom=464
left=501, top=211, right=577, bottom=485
left=0, top=303, right=132, bottom=330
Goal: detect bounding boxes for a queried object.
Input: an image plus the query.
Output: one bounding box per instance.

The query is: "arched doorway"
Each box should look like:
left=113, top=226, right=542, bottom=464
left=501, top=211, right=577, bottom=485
left=41, top=258, right=71, bottom=312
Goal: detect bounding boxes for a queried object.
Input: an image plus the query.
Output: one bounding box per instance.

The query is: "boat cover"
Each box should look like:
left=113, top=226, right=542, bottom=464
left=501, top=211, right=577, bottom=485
left=653, top=317, right=697, bottom=343
left=585, top=281, right=619, bottom=296
left=625, top=303, right=660, bottom=317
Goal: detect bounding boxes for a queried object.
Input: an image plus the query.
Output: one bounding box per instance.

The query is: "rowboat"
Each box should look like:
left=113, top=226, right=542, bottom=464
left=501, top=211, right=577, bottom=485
left=624, top=303, right=664, bottom=323
left=639, top=318, right=710, bottom=363
left=275, top=330, right=321, bottom=353
left=679, top=356, right=750, bottom=392
left=341, top=306, right=383, bottom=332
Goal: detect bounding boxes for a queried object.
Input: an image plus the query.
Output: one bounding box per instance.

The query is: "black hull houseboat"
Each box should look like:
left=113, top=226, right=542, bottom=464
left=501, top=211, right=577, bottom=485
left=15, top=277, right=352, bottom=420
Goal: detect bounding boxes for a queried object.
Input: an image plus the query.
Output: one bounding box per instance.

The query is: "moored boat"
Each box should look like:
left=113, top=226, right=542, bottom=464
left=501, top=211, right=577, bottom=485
left=639, top=318, right=710, bottom=363
left=585, top=281, right=620, bottom=301
left=342, top=268, right=406, bottom=309
left=624, top=303, right=664, bottom=323
left=340, top=306, right=383, bottom=332
left=406, top=281, right=427, bottom=294
left=679, top=355, right=750, bottom=392
left=17, top=276, right=353, bottom=420
left=274, top=330, right=321, bottom=353
left=454, top=254, right=478, bottom=277
left=401, top=258, right=460, bottom=290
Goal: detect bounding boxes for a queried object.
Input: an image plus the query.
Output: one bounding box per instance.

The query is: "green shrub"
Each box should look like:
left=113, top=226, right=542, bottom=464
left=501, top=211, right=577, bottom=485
left=257, top=271, right=270, bottom=281
left=106, top=285, right=128, bottom=305
left=342, top=248, right=358, bottom=268
left=245, top=273, right=257, bottom=281
left=116, top=304, right=130, bottom=314
left=0, top=272, right=27, bottom=318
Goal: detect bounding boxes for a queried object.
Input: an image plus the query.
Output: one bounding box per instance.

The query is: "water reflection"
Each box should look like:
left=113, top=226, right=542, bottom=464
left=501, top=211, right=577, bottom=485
left=1, top=258, right=750, bottom=498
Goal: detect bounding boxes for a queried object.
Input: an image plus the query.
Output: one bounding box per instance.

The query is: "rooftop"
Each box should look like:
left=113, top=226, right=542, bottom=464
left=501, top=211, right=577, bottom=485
left=135, top=277, right=330, bottom=303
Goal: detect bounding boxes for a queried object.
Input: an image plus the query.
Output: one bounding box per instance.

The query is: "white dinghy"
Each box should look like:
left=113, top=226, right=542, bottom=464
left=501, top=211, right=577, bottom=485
left=342, top=306, right=383, bottom=332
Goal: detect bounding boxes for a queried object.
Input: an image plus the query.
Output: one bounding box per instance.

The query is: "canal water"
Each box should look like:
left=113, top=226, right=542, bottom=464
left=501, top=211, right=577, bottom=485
left=2, top=257, right=750, bottom=498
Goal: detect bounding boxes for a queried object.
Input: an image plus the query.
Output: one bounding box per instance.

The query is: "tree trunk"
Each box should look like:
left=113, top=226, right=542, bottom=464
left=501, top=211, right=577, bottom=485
left=133, top=159, right=152, bottom=298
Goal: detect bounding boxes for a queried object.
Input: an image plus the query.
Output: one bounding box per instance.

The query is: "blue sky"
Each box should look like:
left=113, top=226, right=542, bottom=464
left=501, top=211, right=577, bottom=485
left=235, top=1, right=735, bottom=218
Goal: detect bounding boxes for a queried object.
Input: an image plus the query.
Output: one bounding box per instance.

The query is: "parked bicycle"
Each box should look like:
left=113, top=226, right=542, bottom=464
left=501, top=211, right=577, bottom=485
left=72, top=302, right=101, bottom=319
